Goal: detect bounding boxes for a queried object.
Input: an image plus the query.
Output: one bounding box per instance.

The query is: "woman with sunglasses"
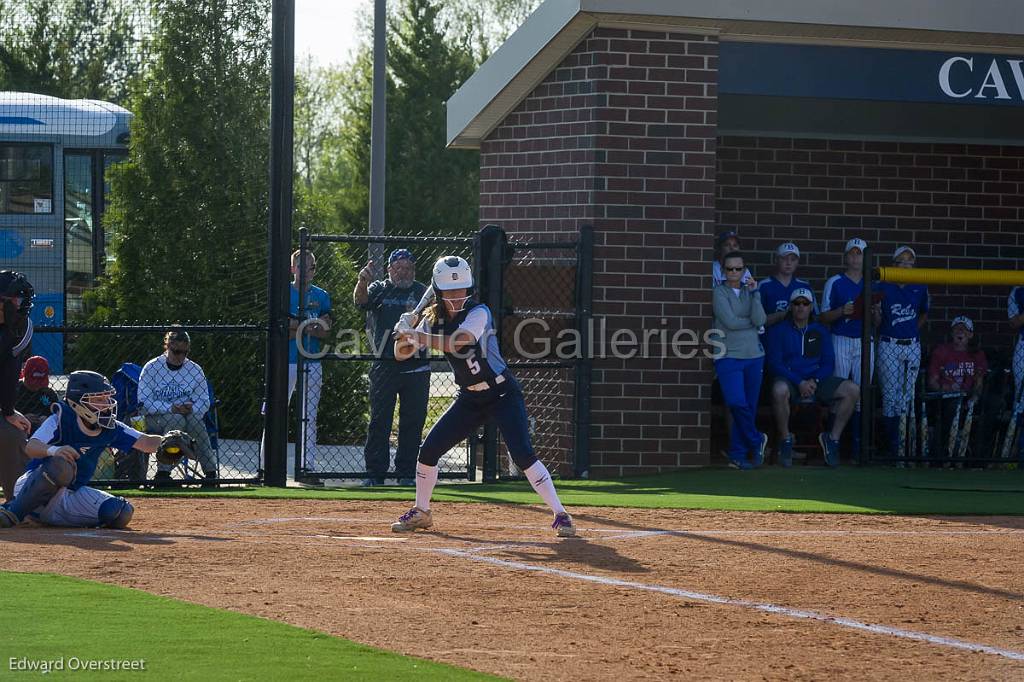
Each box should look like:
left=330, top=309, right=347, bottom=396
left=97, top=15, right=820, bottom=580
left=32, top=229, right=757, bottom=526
left=138, top=328, right=219, bottom=483
left=711, top=252, right=768, bottom=469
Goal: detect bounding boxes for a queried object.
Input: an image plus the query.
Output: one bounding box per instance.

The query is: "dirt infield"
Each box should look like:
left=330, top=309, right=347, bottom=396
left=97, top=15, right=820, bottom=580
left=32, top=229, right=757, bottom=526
left=1, top=498, right=1022, bottom=680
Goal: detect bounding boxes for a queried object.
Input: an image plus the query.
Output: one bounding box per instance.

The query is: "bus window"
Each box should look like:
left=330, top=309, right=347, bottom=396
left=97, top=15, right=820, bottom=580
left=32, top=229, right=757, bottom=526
left=64, top=152, right=94, bottom=317
left=0, top=144, right=53, bottom=214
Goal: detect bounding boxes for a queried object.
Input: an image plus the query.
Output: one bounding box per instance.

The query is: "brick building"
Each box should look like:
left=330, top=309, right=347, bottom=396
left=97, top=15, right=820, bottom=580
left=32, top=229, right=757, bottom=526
left=447, top=0, right=1024, bottom=476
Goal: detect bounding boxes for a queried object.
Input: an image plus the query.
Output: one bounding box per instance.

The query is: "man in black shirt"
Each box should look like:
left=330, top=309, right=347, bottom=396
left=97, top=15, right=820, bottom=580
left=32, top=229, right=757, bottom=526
left=0, top=271, right=34, bottom=501
left=15, top=355, right=59, bottom=431
left=354, top=249, right=430, bottom=485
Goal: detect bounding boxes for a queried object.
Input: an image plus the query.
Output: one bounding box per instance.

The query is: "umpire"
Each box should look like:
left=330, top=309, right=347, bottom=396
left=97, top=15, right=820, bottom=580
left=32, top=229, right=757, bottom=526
left=354, top=249, right=430, bottom=486
left=0, top=271, right=34, bottom=501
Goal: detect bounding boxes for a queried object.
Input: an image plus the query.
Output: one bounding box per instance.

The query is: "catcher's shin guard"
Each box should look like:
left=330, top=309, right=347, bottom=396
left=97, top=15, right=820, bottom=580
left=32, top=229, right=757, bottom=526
left=98, top=497, right=134, bottom=529
left=4, top=456, right=75, bottom=523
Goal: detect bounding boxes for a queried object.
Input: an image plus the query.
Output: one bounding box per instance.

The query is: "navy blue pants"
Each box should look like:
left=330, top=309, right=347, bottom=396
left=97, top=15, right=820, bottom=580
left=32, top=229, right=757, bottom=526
left=714, top=356, right=765, bottom=461
left=419, top=376, right=537, bottom=470
left=364, top=361, right=430, bottom=480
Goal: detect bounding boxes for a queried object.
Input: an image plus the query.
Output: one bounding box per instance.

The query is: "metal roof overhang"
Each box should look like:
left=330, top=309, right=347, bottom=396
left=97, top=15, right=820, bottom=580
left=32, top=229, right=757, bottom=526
left=447, top=0, right=1024, bottom=149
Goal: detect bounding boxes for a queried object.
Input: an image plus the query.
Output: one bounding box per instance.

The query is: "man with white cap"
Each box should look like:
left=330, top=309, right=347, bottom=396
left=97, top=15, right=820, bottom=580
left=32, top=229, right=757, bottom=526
left=759, top=242, right=817, bottom=336
left=766, top=288, right=860, bottom=467
left=820, top=237, right=872, bottom=454
left=876, top=245, right=929, bottom=459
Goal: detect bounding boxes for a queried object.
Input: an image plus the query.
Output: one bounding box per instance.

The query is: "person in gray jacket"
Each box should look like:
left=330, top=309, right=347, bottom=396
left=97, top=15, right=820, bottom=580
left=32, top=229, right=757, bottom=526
left=712, top=252, right=768, bottom=470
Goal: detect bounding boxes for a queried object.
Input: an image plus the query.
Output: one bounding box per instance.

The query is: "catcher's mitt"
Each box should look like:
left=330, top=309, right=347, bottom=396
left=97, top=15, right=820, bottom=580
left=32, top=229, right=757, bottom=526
left=156, top=430, right=195, bottom=467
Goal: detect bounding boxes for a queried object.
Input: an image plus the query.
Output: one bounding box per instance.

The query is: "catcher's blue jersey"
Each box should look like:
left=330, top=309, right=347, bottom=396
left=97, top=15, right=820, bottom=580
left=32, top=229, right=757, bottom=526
left=25, top=404, right=142, bottom=490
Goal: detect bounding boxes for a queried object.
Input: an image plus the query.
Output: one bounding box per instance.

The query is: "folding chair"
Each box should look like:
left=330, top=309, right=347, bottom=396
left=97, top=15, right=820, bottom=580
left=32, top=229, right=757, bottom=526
left=111, top=362, right=147, bottom=481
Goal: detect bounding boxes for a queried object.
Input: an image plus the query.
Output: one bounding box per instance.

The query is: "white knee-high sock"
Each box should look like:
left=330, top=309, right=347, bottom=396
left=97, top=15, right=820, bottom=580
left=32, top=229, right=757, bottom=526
left=523, top=461, right=566, bottom=515
left=415, top=462, right=438, bottom=511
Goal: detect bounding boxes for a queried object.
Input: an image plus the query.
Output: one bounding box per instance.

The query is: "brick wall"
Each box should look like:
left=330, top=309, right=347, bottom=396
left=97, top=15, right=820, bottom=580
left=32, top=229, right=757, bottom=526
left=716, top=137, right=1024, bottom=359
left=480, top=27, right=720, bottom=476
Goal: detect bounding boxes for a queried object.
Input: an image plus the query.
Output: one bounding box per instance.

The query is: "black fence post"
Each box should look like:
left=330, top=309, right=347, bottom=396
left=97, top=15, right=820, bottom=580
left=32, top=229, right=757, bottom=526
left=859, top=245, right=873, bottom=466
left=476, top=224, right=505, bottom=482
left=573, top=225, right=594, bottom=478
left=295, top=227, right=308, bottom=480
left=264, top=0, right=295, bottom=487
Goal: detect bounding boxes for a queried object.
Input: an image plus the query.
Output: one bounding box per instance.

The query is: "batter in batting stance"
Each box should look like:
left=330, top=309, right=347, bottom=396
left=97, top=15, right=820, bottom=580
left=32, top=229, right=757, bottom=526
left=876, top=246, right=929, bottom=458
left=0, top=371, right=164, bottom=529
left=390, top=256, right=575, bottom=537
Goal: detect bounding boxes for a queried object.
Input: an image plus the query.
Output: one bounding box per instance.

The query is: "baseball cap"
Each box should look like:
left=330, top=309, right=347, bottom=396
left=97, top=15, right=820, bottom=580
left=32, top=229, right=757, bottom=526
left=776, top=242, right=800, bottom=258
left=893, top=245, right=917, bottom=262
left=389, top=249, right=415, bottom=265
left=20, top=355, right=49, bottom=389
left=715, top=230, right=740, bottom=247
left=789, top=287, right=814, bottom=303
left=845, top=238, right=867, bottom=253
left=951, top=315, right=974, bottom=332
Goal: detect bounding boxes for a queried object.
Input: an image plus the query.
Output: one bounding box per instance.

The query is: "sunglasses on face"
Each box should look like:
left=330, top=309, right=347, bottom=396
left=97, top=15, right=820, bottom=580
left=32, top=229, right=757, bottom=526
left=791, top=300, right=811, bottom=307
left=724, top=266, right=744, bottom=272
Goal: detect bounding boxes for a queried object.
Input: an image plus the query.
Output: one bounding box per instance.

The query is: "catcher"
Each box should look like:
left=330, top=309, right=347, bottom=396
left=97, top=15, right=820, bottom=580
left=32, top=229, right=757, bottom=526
left=0, top=370, right=185, bottom=529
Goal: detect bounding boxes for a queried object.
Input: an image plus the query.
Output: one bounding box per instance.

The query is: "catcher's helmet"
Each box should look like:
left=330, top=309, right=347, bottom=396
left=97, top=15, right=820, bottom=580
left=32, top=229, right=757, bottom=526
left=66, top=370, right=117, bottom=429
left=0, top=270, right=33, bottom=317
left=431, top=256, right=473, bottom=291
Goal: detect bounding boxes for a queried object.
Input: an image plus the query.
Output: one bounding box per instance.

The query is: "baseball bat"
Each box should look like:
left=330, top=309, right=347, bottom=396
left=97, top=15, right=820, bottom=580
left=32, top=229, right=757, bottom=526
left=908, top=375, right=917, bottom=464
left=919, top=374, right=929, bottom=463
left=957, top=396, right=977, bottom=461
left=999, top=378, right=1024, bottom=460
left=898, top=358, right=908, bottom=464
left=946, top=393, right=963, bottom=463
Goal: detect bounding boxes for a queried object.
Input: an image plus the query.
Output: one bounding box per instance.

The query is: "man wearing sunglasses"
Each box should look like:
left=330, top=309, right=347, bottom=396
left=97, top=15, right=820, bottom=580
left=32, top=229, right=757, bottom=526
left=767, top=288, right=860, bottom=468
left=138, top=329, right=218, bottom=483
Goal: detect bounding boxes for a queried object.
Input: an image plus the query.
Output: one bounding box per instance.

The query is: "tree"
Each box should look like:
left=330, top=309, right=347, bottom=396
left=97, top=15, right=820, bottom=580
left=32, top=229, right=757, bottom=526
left=0, top=0, right=147, bottom=103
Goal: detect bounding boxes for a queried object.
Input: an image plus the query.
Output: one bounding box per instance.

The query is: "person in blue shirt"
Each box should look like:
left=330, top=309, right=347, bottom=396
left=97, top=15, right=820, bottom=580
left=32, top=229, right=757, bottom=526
left=288, top=249, right=332, bottom=481
left=759, top=242, right=817, bottom=339
left=820, top=237, right=873, bottom=455
left=0, top=371, right=162, bottom=529
left=767, top=289, right=859, bottom=467
left=390, top=256, right=575, bottom=537
left=876, top=246, right=929, bottom=458
left=1008, top=287, right=1024, bottom=459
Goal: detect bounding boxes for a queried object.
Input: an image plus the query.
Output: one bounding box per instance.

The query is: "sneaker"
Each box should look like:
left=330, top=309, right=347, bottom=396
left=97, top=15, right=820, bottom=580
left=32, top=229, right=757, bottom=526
left=0, top=505, right=17, bottom=528
left=552, top=512, right=576, bottom=537
left=728, top=457, right=754, bottom=471
left=397, top=478, right=416, bottom=487
left=202, top=472, right=219, bottom=489
left=752, top=432, right=768, bottom=468
left=153, top=470, right=172, bottom=486
left=778, top=436, right=794, bottom=468
left=819, top=433, right=840, bottom=468
left=391, top=506, right=433, bottom=532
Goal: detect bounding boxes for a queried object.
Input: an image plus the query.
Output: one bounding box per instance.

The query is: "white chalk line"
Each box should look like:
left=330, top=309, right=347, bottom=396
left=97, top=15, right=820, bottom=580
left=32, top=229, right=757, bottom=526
left=428, top=546, right=1024, bottom=663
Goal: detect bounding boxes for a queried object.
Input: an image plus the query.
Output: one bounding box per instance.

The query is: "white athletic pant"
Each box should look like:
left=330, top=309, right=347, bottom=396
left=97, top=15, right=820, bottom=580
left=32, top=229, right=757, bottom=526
left=289, top=362, right=322, bottom=470
left=13, top=472, right=115, bottom=527
left=877, top=339, right=920, bottom=418
left=832, top=334, right=874, bottom=386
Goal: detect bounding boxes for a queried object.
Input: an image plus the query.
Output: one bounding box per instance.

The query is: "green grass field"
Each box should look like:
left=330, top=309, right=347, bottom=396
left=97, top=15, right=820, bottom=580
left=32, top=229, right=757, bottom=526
left=0, top=572, right=499, bottom=681
left=111, top=466, right=1024, bottom=515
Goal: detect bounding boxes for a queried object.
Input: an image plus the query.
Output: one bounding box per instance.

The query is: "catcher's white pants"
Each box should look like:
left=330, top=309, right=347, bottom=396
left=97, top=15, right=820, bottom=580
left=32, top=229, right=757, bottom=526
left=13, top=473, right=114, bottom=527
left=289, top=362, right=322, bottom=470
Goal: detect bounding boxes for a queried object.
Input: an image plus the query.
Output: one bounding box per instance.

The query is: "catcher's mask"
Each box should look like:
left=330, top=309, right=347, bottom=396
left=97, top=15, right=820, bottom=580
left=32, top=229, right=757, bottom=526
left=66, top=370, right=117, bottom=429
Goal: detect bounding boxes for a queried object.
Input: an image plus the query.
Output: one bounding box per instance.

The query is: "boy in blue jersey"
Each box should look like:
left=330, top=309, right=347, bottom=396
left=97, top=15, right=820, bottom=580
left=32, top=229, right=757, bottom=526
left=876, top=246, right=929, bottom=458
left=760, top=242, right=817, bottom=337
left=391, top=256, right=575, bottom=537
left=289, top=249, right=332, bottom=478
left=1007, top=287, right=1024, bottom=458
left=820, top=238, right=872, bottom=454
left=767, top=289, right=860, bottom=467
left=0, top=371, right=162, bottom=529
